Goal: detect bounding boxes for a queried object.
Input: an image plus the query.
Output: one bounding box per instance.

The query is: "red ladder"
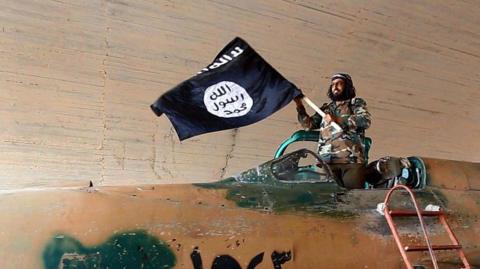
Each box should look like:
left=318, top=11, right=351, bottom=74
left=383, top=185, right=471, bottom=269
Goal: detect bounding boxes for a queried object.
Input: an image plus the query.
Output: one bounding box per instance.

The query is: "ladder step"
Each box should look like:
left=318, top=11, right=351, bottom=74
left=389, top=209, right=443, bottom=217
left=405, top=244, right=462, bottom=252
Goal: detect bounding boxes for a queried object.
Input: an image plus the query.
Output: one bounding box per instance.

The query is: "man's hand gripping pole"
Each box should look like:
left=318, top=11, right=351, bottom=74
left=300, top=95, right=343, bottom=138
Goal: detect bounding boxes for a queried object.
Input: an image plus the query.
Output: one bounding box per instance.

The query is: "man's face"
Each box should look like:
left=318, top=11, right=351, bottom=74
left=331, top=78, right=345, bottom=97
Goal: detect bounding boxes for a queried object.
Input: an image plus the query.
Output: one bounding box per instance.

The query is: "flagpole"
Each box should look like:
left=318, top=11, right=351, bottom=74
left=302, top=96, right=343, bottom=134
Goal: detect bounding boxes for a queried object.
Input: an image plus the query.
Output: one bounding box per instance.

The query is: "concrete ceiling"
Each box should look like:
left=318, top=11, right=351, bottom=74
left=1, top=0, right=479, bottom=188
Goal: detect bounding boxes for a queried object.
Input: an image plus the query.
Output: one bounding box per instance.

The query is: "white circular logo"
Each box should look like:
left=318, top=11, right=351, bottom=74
left=203, top=81, right=253, bottom=118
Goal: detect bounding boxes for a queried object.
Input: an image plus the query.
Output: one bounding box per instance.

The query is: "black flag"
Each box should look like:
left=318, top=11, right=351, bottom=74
left=151, top=37, right=301, bottom=141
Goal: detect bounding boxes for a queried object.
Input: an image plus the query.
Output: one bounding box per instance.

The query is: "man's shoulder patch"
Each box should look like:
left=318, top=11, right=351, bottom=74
left=351, top=97, right=367, bottom=106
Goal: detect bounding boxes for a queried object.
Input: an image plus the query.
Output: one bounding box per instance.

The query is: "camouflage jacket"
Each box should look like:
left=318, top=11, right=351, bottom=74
left=297, top=98, right=371, bottom=164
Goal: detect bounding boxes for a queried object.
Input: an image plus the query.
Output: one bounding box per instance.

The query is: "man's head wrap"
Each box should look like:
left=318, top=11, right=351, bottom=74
left=328, top=72, right=356, bottom=101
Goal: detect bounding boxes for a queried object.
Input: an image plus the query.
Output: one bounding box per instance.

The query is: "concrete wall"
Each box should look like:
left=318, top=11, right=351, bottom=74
left=1, top=0, right=479, bottom=188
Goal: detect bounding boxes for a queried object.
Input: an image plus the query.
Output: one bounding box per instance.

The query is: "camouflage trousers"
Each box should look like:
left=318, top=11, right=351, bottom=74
left=365, top=156, right=411, bottom=186
left=330, top=157, right=410, bottom=189
left=329, top=163, right=368, bottom=189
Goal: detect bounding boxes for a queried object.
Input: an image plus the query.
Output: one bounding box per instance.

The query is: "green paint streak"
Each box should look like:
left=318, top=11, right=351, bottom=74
left=43, top=230, right=176, bottom=269
left=196, top=156, right=436, bottom=219
left=196, top=166, right=355, bottom=218
left=391, top=187, right=448, bottom=212
left=429, top=188, right=449, bottom=207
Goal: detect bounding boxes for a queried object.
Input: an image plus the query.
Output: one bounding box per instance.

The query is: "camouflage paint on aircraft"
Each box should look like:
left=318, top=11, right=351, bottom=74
left=195, top=151, right=354, bottom=217
left=196, top=158, right=446, bottom=218
left=43, top=229, right=292, bottom=269
left=197, top=178, right=353, bottom=217
left=43, top=230, right=176, bottom=269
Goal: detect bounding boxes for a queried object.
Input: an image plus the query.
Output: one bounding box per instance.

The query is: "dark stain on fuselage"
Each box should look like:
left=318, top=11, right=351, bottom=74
left=196, top=176, right=355, bottom=218
left=43, top=230, right=176, bottom=269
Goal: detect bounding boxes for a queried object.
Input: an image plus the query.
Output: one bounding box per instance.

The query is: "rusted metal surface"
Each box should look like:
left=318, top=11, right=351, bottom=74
left=0, top=158, right=479, bottom=268
left=383, top=184, right=474, bottom=268
left=423, top=158, right=480, bottom=191
left=384, top=185, right=440, bottom=269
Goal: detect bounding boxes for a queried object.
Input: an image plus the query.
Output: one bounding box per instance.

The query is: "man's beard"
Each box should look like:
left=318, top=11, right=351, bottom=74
left=330, top=88, right=350, bottom=101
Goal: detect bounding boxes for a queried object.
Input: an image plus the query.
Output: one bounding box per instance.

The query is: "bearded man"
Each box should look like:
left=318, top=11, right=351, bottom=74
left=294, top=73, right=370, bottom=188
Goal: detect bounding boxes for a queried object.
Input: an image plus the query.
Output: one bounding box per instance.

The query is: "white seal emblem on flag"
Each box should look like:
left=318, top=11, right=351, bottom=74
left=204, top=81, right=253, bottom=118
